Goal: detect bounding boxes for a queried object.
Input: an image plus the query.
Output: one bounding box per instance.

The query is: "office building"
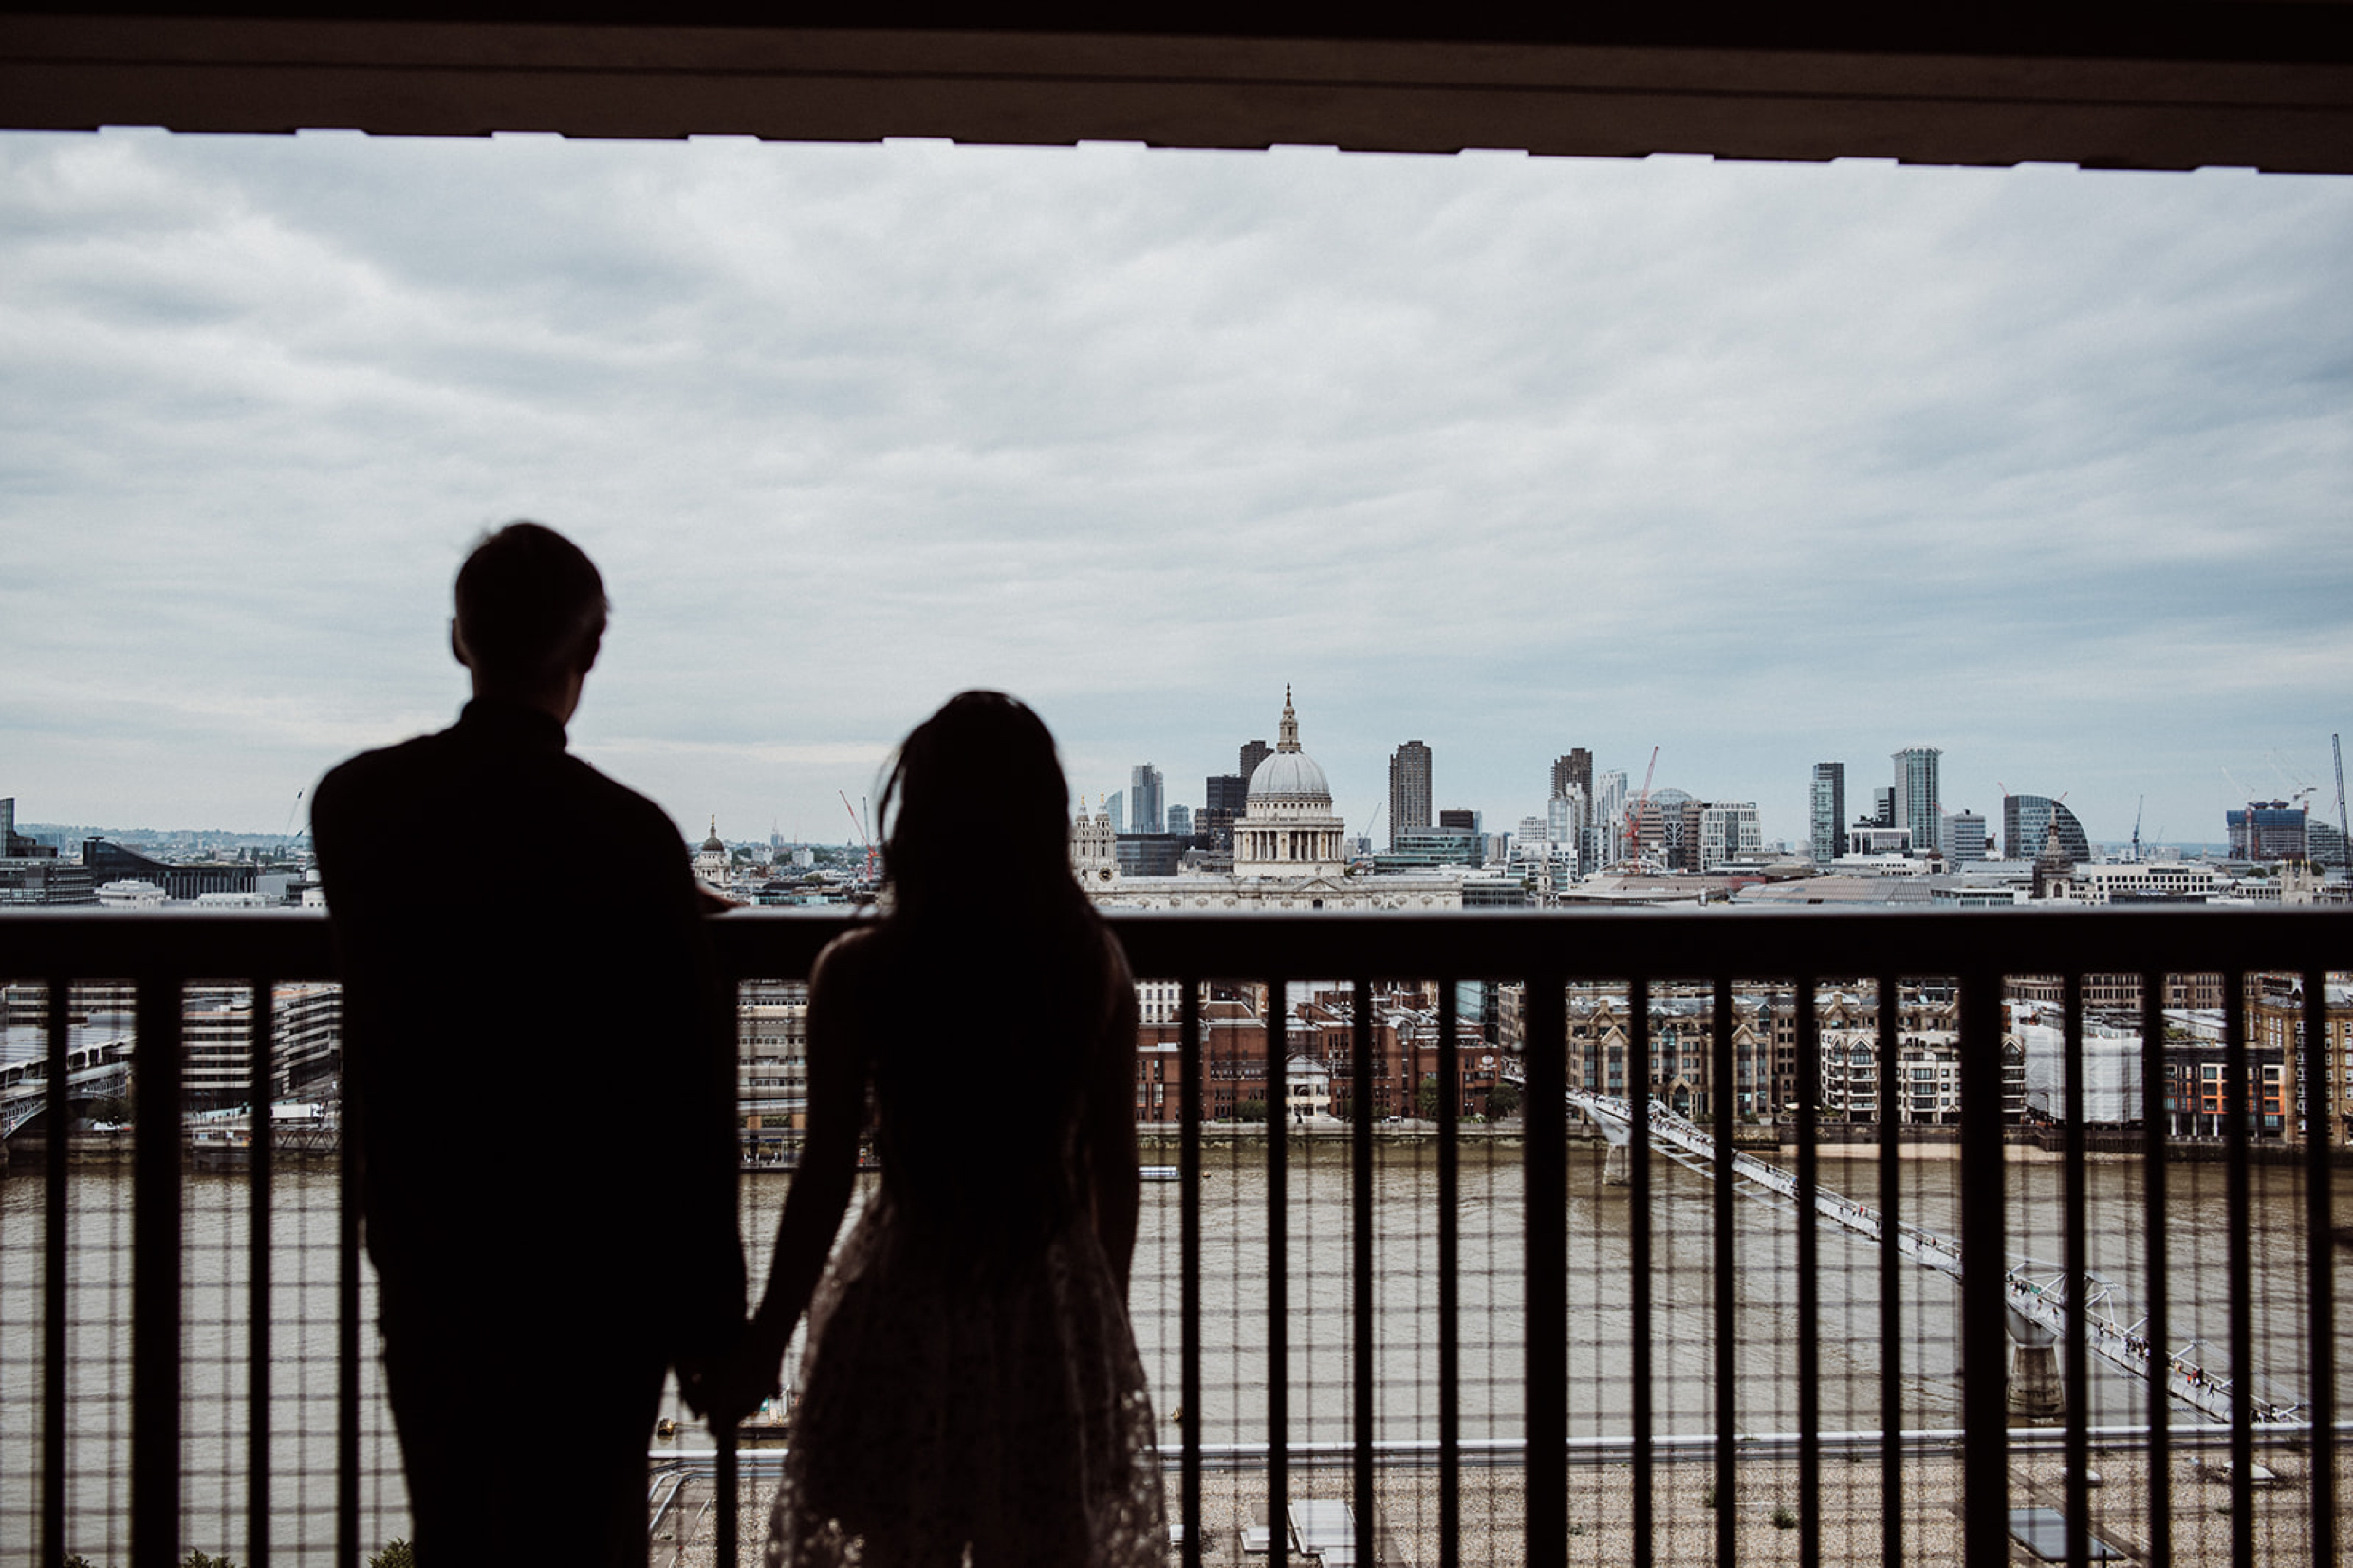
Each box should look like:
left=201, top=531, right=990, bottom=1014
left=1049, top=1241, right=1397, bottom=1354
left=1871, top=787, right=1896, bottom=829
left=1389, top=741, right=1433, bottom=849
left=1, top=797, right=96, bottom=906
left=1547, top=784, right=1584, bottom=846
left=1201, top=772, right=1248, bottom=852
left=1892, top=747, right=1941, bottom=857
left=1130, top=764, right=1165, bottom=836
left=1373, top=828, right=1483, bottom=871
left=2228, top=802, right=2309, bottom=861
left=1116, top=834, right=1191, bottom=877
left=1239, top=739, right=1272, bottom=784
left=1944, top=809, right=1989, bottom=865
left=1438, top=807, right=1478, bottom=833
left=1590, top=771, right=1628, bottom=867
left=2005, top=794, right=2091, bottom=864
left=81, top=839, right=257, bottom=902
left=1166, top=803, right=1192, bottom=840
left=1629, top=787, right=1692, bottom=868
left=1809, top=764, right=1846, bottom=863
left=1698, top=802, right=1761, bottom=871
left=1104, top=791, right=1123, bottom=836
left=1551, top=749, right=1592, bottom=802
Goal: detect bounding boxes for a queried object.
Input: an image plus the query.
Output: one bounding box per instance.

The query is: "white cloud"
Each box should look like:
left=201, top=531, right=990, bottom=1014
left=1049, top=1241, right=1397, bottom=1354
left=1, top=133, right=2345, bottom=846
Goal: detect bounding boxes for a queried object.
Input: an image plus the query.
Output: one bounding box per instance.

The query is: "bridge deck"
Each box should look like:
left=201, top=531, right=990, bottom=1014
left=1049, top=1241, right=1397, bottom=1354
left=1530, top=1078, right=2290, bottom=1430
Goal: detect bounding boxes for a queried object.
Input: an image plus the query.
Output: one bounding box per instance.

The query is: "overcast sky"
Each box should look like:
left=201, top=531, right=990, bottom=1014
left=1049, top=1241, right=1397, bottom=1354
left=3, top=130, right=2347, bottom=853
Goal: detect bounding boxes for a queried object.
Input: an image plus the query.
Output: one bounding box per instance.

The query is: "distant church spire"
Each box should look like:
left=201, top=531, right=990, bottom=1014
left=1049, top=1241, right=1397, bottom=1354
left=1277, top=683, right=1301, bottom=753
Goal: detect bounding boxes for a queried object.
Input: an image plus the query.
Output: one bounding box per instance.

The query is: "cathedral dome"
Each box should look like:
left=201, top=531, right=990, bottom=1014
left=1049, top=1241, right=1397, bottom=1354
left=1233, top=685, right=1346, bottom=882
left=1249, top=750, right=1330, bottom=802
left=1245, top=685, right=1331, bottom=802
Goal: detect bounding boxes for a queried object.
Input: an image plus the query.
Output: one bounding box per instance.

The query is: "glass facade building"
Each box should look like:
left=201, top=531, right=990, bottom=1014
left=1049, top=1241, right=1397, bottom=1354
left=2227, top=802, right=2308, bottom=860
left=1892, top=747, right=1941, bottom=857
left=1129, top=764, right=1164, bottom=836
left=2005, top=793, right=2091, bottom=864
left=1809, top=762, right=1845, bottom=862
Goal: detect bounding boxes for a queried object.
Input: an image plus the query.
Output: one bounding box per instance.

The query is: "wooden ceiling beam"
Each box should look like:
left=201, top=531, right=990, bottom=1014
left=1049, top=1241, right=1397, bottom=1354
left=3, top=9, right=2350, bottom=172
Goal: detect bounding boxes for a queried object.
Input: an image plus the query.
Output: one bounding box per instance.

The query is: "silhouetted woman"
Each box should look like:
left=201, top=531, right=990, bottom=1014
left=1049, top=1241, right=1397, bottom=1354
left=720, top=692, right=1165, bottom=1568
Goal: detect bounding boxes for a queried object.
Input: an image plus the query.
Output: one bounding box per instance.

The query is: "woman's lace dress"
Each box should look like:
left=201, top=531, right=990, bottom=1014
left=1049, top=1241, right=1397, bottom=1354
left=764, top=973, right=1166, bottom=1568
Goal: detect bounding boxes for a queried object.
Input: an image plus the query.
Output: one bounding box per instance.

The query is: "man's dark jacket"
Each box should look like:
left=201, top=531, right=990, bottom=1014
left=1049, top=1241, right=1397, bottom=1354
left=312, top=698, right=743, bottom=1560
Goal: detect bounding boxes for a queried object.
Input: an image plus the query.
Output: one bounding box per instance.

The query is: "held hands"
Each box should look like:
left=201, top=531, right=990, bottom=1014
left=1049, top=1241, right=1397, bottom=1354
left=694, top=1310, right=795, bottom=1432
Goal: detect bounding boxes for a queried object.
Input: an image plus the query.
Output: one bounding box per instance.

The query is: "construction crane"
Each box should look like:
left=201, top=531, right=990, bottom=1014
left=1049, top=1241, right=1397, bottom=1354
left=2270, top=749, right=2320, bottom=802
left=838, top=790, right=877, bottom=883
left=2130, top=796, right=2144, bottom=863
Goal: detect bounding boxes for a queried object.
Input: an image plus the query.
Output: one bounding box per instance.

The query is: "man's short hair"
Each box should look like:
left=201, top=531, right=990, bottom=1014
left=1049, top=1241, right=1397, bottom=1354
left=453, top=522, right=609, bottom=688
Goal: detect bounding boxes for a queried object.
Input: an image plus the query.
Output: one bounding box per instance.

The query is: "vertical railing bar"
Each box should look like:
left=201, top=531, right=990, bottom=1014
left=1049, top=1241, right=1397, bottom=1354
left=1875, top=974, right=1900, bottom=1568
left=1351, top=977, right=1375, bottom=1568
left=1711, top=978, right=1734, bottom=1568
left=2063, top=973, right=2089, bottom=1568
left=40, top=977, right=70, bottom=1568
left=2223, top=971, right=2253, bottom=1568
left=1630, top=976, right=1653, bottom=1568
left=1525, top=968, right=1562, bottom=1568
left=2140, top=970, right=2170, bottom=1568
left=1958, top=967, right=2008, bottom=1568
left=1794, top=976, right=1820, bottom=1568
left=337, top=1005, right=361, bottom=1568
left=1522, top=969, right=1566, bottom=1568
left=715, top=978, right=741, bottom=1568
left=2302, top=964, right=2338, bottom=1568
left=250, top=977, right=276, bottom=1568
left=1267, top=974, right=1288, bottom=1568
left=133, top=973, right=185, bottom=1568
left=714, top=1428, right=737, bottom=1568
left=1180, top=977, right=1203, bottom=1568
left=1437, top=980, right=1461, bottom=1568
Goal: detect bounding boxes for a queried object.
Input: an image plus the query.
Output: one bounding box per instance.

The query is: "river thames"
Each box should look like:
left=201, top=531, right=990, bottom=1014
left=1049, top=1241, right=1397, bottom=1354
left=2, top=1139, right=2344, bottom=1563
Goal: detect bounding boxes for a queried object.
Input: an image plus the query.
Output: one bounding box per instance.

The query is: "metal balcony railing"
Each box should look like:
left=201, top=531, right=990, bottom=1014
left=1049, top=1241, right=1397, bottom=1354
left=2, top=905, right=2347, bottom=1568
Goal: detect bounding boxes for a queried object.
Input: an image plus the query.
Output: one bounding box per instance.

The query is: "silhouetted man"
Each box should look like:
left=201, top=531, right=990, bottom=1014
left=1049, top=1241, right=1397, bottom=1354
left=313, top=523, right=743, bottom=1566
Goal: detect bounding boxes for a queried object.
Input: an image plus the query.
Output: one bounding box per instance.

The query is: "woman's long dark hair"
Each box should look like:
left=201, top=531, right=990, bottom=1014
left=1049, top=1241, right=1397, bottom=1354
left=874, top=690, right=1092, bottom=932
left=861, top=692, right=1112, bottom=1253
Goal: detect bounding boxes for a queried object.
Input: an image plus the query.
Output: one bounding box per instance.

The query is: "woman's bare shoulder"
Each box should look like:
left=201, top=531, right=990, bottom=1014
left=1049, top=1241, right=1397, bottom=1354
left=809, top=924, right=884, bottom=997
left=1095, top=917, right=1134, bottom=986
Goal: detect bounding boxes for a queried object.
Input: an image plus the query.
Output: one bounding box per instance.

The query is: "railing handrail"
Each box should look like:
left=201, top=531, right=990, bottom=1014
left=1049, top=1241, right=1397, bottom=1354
left=7, top=902, right=2350, bottom=982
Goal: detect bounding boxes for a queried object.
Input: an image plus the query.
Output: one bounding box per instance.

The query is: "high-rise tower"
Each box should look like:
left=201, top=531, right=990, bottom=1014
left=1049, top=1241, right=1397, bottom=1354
left=1389, top=740, right=1433, bottom=850
left=1810, top=763, right=1846, bottom=863
left=1129, top=764, right=1165, bottom=836
left=1550, top=749, right=1593, bottom=801
left=1239, top=738, right=1272, bottom=784
left=1892, top=747, right=1941, bottom=858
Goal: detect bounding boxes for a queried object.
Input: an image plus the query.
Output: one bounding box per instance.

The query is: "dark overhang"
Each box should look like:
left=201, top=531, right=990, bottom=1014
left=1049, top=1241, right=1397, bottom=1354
left=4, top=5, right=2351, bottom=172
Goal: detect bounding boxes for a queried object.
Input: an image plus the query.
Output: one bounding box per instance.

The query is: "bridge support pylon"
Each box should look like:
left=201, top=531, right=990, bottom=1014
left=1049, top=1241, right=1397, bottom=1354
left=2006, top=1305, right=2065, bottom=1424
left=1580, top=1099, right=1635, bottom=1186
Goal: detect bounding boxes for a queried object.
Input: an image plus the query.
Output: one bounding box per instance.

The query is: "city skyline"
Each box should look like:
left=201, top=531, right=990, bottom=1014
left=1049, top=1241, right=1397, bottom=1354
left=3, top=134, right=2345, bottom=847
